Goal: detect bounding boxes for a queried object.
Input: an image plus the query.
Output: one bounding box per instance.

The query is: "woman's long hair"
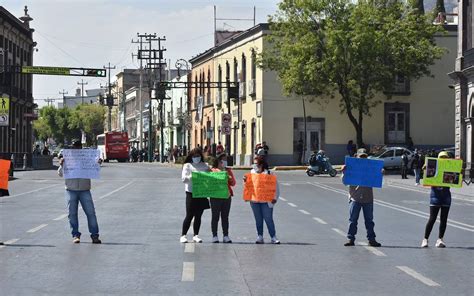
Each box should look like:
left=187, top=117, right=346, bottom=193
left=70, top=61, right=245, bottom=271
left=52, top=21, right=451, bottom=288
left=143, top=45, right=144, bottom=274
left=212, top=153, right=227, bottom=168
left=254, top=155, right=269, bottom=171
left=184, top=148, right=205, bottom=164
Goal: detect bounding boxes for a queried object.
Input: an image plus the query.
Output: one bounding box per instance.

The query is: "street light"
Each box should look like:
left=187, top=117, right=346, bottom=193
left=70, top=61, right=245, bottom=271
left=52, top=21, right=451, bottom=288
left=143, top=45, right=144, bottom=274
left=175, top=59, right=191, bottom=154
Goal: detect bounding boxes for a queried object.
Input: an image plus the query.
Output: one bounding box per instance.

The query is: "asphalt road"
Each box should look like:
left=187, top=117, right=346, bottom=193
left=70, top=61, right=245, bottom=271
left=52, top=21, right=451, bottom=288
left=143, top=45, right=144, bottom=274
left=1, top=162, right=473, bottom=295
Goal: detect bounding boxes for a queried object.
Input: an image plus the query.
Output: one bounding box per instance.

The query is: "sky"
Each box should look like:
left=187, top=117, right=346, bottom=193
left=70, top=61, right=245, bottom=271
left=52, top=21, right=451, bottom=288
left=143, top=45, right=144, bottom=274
left=2, top=0, right=280, bottom=107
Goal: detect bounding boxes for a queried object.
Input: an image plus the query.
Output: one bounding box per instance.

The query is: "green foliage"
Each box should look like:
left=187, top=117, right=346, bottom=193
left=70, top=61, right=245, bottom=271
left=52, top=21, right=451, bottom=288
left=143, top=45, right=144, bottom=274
left=33, top=104, right=105, bottom=146
left=261, top=0, right=445, bottom=146
left=434, top=0, right=446, bottom=14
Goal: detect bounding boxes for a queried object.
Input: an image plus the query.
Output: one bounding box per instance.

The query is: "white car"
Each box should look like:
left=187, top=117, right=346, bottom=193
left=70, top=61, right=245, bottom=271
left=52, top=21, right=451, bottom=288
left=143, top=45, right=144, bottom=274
left=368, top=147, right=413, bottom=169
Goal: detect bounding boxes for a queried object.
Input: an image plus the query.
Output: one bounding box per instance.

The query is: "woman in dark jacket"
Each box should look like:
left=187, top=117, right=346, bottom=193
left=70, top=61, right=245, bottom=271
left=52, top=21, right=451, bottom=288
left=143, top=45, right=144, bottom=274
left=421, top=151, right=452, bottom=248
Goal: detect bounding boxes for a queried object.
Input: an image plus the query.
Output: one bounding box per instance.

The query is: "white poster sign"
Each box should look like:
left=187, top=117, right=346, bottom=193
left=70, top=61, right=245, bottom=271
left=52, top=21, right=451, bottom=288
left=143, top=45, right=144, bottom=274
left=62, top=149, right=101, bottom=179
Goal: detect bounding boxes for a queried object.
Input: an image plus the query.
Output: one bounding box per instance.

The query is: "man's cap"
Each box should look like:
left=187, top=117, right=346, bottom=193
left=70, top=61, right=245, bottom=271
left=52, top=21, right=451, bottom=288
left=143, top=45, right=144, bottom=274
left=356, top=148, right=368, bottom=157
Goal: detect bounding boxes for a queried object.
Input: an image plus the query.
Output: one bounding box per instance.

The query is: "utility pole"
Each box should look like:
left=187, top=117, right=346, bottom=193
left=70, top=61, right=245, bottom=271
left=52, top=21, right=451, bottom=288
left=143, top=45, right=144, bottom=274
left=103, top=63, right=116, bottom=132
left=132, top=34, right=146, bottom=150
left=77, top=80, right=88, bottom=104
left=59, top=89, right=68, bottom=108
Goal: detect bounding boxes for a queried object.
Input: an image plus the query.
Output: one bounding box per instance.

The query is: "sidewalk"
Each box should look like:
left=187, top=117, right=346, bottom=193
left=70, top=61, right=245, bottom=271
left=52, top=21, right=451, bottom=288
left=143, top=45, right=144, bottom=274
left=385, top=175, right=474, bottom=201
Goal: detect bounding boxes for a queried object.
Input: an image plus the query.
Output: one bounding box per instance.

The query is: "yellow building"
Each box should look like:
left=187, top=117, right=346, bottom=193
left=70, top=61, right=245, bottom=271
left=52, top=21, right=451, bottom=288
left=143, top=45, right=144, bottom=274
left=190, top=23, right=457, bottom=165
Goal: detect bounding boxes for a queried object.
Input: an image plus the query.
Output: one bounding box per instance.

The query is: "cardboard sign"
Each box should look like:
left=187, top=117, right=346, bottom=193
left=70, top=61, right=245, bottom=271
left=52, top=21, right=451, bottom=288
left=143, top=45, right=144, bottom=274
left=423, top=158, right=463, bottom=188
left=243, top=173, right=277, bottom=202
left=62, top=149, right=101, bottom=179
left=342, top=157, right=384, bottom=188
left=0, top=159, right=11, bottom=190
left=192, top=171, right=229, bottom=199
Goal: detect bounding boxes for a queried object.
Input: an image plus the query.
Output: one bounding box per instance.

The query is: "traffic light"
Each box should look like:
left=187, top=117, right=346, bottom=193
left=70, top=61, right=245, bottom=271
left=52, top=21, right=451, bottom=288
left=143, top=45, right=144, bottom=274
left=85, top=69, right=106, bottom=77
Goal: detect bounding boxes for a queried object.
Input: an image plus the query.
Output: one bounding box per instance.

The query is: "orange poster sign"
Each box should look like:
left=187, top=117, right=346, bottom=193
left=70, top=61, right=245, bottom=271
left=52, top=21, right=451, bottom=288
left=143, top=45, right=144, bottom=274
left=0, top=159, right=11, bottom=190
left=243, top=173, right=277, bottom=202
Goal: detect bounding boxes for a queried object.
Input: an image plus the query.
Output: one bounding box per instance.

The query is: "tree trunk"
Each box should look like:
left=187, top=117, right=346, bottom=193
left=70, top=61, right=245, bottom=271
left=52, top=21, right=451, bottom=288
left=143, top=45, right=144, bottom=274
left=344, top=103, right=365, bottom=150
left=413, top=0, right=424, bottom=14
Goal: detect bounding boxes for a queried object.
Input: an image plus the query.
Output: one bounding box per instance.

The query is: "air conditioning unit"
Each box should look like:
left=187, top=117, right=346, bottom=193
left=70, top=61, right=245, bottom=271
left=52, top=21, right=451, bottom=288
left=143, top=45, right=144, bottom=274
left=239, top=81, right=246, bottom=99
left=248, top=79, right=256, bottom=96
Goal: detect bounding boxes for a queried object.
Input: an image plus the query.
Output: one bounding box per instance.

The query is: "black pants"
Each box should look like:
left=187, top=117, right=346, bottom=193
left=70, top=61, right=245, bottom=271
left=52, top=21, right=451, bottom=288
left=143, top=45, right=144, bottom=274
left=401, top=166, right=408, bottom=179
left=182, top=192, right=206, bottom=236
left=210, top=198, right=232, bottom=236
left=424, top=206, right=450, bottom=239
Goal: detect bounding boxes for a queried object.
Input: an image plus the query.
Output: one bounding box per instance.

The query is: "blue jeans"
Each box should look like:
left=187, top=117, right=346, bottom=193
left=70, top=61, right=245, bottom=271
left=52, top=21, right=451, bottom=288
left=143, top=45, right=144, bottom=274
left=250, top=202, right=276, bottom=237
left=414, top=169, right=421, bottom=183
left=66, top=190, right=99, bottom=238
left=347, top=201, right=375, bottom=241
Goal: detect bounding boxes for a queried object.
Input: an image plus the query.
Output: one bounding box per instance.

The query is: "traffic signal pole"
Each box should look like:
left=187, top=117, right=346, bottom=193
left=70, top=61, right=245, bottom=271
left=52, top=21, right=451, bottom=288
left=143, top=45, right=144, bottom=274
left=104, top=63, right=116, bottom=131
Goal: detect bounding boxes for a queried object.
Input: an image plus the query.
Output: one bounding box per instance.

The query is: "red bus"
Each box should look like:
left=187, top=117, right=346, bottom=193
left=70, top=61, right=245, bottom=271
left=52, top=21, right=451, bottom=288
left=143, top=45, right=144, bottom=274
left=97, top=132, right=129, bottom=162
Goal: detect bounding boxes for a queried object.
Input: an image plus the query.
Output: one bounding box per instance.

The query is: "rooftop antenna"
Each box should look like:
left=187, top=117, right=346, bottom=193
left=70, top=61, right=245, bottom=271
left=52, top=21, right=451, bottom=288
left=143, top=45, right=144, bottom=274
left=214, top=6, right=256, bottom=45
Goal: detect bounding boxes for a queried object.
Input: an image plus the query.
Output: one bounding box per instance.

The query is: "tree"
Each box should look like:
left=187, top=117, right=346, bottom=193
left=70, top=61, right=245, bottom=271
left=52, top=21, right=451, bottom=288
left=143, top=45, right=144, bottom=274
left=434, top=0, right=446, bottom=14
left=68, top=104, right=106, bottom=145
left=261, top=0, right=445, bottom=147
left=411, top=0, right=425, bottom=14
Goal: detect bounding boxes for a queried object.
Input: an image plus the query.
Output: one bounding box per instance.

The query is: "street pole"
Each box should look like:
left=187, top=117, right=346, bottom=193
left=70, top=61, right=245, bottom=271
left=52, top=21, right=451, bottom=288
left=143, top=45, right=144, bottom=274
left=77, top=79, right=88, bottom=104
left=59, top=89, right=68, bottom=108
left=302, top=97, right=307, bottom=164
left=132, top=35, right=145, bottom=150
left=104, top=63, right=116, bottom=132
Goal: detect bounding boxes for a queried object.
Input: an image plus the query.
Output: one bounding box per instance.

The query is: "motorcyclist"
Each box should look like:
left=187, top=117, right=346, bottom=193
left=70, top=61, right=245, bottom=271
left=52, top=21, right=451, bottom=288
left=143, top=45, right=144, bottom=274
left=316, top=150, right=329, bottom=171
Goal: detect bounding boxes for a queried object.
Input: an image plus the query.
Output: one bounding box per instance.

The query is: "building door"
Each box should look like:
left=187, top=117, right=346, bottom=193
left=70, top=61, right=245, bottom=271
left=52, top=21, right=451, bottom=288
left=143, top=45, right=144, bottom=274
left=387, top=111, right=406, bottom=144
left=307, top=131, right=320, bottom=153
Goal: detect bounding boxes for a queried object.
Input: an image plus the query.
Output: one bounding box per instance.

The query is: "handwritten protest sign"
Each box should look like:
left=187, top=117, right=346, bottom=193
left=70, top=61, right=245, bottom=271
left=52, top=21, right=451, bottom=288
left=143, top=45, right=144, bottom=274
left=192, top=171, right=229, bottom=198
left=0, top=159, right=11, bottom=190
left=342, top=157, right=384, bottom=188
left=62, top=149, right=101, bottom=179
left=243, top=173, right=277, bottom=202
left=423, top=158, right=463, bottom=188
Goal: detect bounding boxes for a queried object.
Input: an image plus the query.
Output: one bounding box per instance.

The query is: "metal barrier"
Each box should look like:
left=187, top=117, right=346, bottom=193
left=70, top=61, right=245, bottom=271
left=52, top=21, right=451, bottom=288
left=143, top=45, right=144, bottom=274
left=32, top=155, right=54, bottom=170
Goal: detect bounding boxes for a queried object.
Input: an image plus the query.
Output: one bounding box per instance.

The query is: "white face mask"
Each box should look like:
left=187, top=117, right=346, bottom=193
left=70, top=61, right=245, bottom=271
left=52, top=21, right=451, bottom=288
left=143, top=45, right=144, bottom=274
left=221, top=160, right=228, bottom=168
left=252, top=164, right=260, bottom=172
left=192, top=157, right=201, bottom=164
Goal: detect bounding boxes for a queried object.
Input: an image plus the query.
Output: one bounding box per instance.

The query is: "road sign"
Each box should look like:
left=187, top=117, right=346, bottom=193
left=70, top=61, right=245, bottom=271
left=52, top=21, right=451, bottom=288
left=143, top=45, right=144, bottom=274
left=21, top=66, right=70, bottom=75
left=222, top=126, right=231, bottom=135
left=0, top=96, right=9, bottom=126
left=222, top=113, right=231, bottom=135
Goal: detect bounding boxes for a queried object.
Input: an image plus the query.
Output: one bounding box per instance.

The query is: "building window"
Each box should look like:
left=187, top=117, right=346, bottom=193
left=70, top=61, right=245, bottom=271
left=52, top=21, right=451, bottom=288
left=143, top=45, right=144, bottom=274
left=251, top=49, right=257, bottom=80
left=233, top=58, right=238, bottom=83
left=384, top=102, right=410, bottom=144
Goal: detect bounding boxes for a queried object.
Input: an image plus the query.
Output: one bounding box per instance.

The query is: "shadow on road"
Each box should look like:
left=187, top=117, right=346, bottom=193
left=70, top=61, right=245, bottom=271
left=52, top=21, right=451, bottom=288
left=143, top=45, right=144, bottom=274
left=210, top=241, right=316, bottom=246
left=4, top=244, right=56, bottom=248
left=80, top=242, right=145, bottom=246
left=382, top=245, right=474, bottom=250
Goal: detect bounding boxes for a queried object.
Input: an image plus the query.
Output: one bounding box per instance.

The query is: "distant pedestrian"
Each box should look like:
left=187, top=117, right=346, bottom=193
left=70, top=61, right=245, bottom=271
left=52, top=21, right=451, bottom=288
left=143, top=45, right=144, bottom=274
left=210, top=153, right=236, bottom=243
left=412, top=149, right=422, bottom=185
left=244, top=156, right=280, bottom=244
left=401, top=152, right=409, bottom=179
left=33, top=144, right=41, bottom=156
left=58, top=139, right=101, bottom=244
left=421, top=151, right=452, bottom=248
left=346, top=140, right=355, bottom=157
left=343, top=148, right=382, bottom=247
left=180, top=148, right=211, bottom=243
left=216, top=142, right=224, bottom=154
left=296, top=139, right=304, bottom=165
left=42, top=145, right=50, bottom=156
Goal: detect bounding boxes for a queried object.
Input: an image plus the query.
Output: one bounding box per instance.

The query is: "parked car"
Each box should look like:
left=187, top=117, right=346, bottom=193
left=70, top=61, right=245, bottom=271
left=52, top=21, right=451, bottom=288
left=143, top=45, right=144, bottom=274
left=368, top=147, right=414, bottom=169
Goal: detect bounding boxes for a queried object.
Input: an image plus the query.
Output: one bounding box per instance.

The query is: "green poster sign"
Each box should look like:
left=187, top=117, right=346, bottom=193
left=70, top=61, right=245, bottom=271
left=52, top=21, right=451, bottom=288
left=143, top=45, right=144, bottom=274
left=423, top=157, right=463, bottom=188
left=192, top=171, right=229, bottom=199
left=21, top=66, right=70, bottom=75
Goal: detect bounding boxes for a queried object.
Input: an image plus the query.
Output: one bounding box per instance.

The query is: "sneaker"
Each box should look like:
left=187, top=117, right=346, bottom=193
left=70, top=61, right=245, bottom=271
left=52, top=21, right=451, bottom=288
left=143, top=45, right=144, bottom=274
left=0, top=242, right=3, bottom=245
left=415, top=183, right=420, bottom=186
left=91, top=237, right=102, bottom=244
left=212, top=236, right=219, bottom=243
left=344, top=240, right=355, bottom=246
left=255, top=235, right=264, bottom=244
left=421, top=238, right=429, bottom=248
left=435, top=238, right=446, bottom=248
left=368, top=240, right=381, bottom=247
left=72, top=237, right=80, bottom=244
left=180, top=235, right=188, bottom=243
left=193, top=235, right=203, bottom=243
left=271, top=237, right=280, bottom=244
left=223, top=236, right=232, bottom=243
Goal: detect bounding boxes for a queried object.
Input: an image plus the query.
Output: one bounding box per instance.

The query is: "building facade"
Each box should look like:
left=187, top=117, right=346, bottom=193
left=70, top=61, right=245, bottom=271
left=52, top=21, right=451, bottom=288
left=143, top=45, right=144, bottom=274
left=450, top=0, right=473, bottom=182
left=0, top=6, right=36, bottom=159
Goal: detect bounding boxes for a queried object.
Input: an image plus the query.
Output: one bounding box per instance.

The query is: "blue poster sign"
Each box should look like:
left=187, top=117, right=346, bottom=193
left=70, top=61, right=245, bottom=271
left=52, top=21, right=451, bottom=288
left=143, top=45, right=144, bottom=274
left=342, top=157, right=384, bottom=188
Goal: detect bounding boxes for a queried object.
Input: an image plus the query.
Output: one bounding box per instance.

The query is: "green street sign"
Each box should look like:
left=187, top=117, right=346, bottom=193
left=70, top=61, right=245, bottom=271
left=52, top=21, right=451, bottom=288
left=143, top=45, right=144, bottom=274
left=21, top=66, right=70, bottom=75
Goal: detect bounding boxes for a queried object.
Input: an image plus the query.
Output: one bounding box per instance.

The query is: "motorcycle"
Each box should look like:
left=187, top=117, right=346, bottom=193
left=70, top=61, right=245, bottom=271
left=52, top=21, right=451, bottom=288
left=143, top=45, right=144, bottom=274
left=306, top=156, right=338, bottom=177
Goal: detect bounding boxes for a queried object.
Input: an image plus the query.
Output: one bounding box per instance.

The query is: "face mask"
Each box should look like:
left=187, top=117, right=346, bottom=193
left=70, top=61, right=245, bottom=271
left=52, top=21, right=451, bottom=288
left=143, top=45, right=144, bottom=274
left=252, top=164, right=260, bottom=172
left=192, top=157, right=201, bottom=164
left=221, top=160, right=228, bottom=168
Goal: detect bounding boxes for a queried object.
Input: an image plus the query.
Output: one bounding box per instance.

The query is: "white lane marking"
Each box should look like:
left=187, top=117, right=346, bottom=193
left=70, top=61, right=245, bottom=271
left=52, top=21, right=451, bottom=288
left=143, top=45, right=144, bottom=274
left=279, top=197, right=287, bottom=201
left=308, top=182, right=474, bottom=232
left=396, top=266, right=440, bottom=287
left=332, top=228, right=347, bottom=237
left=98, top=181, right=134, bottom=200
left=388, top=183, right=473, bottom=202
left=181, top=262, right=195, bottom=282
left=53, top=214, right=68, bottom=221
left=363, top=246, right=387, bottom=257
left=2, top=184, right=59, bottom=199
left=287, top=202, right=297, bottom=208
left=299, top=209, right=310, bottom=215
left=184, top=243, right=195, bottom=253
left=313, top=217, right=328, bottom=225
left=0, top=238, right=20, bottom=249
left=281, top=183, right=291, bottom=186
left=26, top=224, right=48, bottom=233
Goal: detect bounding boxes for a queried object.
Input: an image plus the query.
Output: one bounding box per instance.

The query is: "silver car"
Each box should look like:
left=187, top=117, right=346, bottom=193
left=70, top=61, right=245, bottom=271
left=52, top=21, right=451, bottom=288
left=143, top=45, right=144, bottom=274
left=368, top=147, right=413, bottom=169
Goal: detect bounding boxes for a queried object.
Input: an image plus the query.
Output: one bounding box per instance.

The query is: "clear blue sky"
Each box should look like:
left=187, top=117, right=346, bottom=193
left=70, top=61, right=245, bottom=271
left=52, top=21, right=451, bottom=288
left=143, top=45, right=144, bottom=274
left=2, top=0, right=280, bottom=106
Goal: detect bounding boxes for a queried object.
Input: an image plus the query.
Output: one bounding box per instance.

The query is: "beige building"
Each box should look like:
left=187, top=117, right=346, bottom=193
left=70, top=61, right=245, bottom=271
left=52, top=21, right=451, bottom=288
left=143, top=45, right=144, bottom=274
left=189, top=23, right=457, bottom=165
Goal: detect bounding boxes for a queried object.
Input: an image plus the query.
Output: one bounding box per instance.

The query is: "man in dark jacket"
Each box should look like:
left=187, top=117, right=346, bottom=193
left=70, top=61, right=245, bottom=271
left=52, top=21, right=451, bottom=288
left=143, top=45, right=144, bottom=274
left=401, top=152, right=409, bottom=179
